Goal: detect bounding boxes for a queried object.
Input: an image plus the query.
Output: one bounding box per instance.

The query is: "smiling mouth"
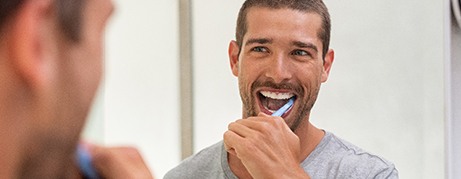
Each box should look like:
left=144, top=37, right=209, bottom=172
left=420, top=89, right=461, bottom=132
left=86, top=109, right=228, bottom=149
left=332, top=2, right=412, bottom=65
left=258, top=91, right=296, bottom=114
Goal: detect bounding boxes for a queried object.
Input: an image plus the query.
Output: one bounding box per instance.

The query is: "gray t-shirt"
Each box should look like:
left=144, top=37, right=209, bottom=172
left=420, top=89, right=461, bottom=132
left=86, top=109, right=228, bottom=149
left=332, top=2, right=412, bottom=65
left=164, top=131, right=398, bottom=179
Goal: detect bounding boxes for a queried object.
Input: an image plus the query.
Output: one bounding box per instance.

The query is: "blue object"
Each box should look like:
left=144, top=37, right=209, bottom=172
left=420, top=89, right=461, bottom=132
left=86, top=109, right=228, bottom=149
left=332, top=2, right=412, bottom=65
left=76, top=145, right=100, bottom=179
left=271, top=98, right=295, bottom=117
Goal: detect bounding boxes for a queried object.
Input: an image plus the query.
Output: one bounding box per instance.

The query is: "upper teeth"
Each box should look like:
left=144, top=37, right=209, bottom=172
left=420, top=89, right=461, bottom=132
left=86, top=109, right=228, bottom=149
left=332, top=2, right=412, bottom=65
left=260, top=91, right=294, bottom=100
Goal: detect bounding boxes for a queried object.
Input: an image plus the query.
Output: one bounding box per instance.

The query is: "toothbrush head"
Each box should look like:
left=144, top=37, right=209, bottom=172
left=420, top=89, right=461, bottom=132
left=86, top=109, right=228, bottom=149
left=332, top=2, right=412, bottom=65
left=271, top=98, right=295, bottom=117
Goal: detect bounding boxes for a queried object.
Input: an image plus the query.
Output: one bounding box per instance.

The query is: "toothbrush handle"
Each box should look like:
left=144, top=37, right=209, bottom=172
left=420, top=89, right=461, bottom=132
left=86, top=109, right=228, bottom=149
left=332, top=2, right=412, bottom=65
left=76, top=145, right=100, bottom=179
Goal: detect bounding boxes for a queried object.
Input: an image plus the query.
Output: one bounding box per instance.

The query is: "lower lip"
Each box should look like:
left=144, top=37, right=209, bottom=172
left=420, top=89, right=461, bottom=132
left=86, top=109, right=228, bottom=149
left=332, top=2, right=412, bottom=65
left=258, top=101, right=272, bottom=115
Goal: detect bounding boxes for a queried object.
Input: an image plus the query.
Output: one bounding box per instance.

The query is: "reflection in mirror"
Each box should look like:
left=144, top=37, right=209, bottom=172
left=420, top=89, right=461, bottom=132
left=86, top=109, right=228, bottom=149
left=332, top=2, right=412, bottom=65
left=192, top=0, right=444, bottom=179
left=83, top=0, right=448, bottom=178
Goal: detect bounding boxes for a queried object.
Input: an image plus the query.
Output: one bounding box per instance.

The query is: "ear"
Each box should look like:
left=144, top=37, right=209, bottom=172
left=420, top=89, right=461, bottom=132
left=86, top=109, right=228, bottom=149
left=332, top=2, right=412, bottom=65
left=9, top=0, right=55, bottom=90
left=228, top=40, right=240, bottom=77
left=321, top=49, right=334, bottom=82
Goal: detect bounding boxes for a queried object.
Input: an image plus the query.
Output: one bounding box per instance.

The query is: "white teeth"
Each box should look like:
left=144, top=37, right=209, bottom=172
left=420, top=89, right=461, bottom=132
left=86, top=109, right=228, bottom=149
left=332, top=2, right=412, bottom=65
left=260, top=91, right=294, bottom=100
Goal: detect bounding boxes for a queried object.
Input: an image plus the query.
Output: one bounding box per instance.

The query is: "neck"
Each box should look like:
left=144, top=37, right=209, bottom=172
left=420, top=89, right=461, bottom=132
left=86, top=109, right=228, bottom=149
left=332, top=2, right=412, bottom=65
left=228, top=155, right=253, bottom=179
left=0, top=77, right=30, bottom=178
left=295, top=121, right=325, bottom=161
left=0, top=124, right=24, bottom=179
left=0, top=114, right=75, bottom=179
left=0, top=83, right=75, bottom=179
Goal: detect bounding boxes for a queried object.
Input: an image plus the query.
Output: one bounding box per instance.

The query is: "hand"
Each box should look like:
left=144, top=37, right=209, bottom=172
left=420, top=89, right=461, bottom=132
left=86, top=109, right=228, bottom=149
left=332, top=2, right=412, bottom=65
left=223, top=113, right=310, bottom=179
left=88, top=144, right=154, bottom=179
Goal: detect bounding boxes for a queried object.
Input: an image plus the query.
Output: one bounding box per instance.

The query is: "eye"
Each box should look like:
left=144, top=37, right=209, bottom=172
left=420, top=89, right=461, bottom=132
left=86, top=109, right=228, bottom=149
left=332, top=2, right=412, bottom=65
left=252, top=46, right=268, bottom=53
left=291, top=49, right=310, bottom=56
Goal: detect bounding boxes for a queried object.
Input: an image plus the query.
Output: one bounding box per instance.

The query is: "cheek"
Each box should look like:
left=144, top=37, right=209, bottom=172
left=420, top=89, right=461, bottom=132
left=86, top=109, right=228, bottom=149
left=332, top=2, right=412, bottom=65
left=297, top=66, right=323, bottom=91
left=238, top=68, right=257, bottom=95
left=238, top=61, right=259, bottom=83
left=75, top=41, right=103, bottom=107
left=84, top=59, right=102, bottom=90
left=84, top=48, right=103, bottom=100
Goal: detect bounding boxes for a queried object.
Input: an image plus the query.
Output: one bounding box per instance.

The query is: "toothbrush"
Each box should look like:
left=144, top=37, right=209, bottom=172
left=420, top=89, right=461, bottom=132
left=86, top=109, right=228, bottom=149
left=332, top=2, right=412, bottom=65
left=271, top=98, right=295, bottom=117
left=76, top=144, right=100, bottom=179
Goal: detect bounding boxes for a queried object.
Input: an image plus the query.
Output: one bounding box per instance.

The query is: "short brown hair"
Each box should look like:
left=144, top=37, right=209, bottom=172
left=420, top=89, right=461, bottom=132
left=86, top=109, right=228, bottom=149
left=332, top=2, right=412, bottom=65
left=236, top=0, right=331, bottom=58
left=0, top=0, right=24, bottom=30
left=0, top=0, right=84, bottom=42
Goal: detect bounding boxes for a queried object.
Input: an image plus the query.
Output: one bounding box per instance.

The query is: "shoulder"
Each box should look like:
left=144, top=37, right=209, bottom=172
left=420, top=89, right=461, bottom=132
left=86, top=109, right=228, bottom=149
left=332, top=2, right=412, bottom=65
left=164, top=141, right=225, bottom=179
left=304, top=132, right=399, bottom=178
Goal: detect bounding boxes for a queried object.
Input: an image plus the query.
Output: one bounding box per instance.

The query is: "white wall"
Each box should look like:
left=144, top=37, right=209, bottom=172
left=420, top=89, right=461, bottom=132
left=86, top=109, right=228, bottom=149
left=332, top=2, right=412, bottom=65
left=192, top=0, right=445, bottom=179
left=315, top=1, right=444, bottom=178
left=192, top=0, right=244, bottom=153
left=84, top=0, right=180, bottom=178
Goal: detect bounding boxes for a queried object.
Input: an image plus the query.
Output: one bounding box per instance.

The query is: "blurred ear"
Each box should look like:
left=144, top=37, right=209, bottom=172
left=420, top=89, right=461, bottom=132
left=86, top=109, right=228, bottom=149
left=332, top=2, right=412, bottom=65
left=321, top=49, right=334, bottom=82
left=9, top=0, right=55, bottom=90
left=228, top=40, right=240, bottom=77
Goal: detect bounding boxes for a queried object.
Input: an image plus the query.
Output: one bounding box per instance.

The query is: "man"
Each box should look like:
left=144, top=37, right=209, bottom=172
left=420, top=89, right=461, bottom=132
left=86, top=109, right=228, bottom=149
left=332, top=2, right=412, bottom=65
left=0, top=0, right=153, bottom=178
left=165, top=0, right=398, bottom=178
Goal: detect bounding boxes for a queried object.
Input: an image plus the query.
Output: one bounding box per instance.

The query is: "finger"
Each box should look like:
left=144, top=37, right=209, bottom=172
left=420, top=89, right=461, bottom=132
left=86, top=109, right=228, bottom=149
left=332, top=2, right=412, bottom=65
left=224, top=145, right=237, bottom=156
left=257, top=112, right=283, bottom=122
left=258, top=112, right=270, bottom=117
left=90, top=145, right=122, bottom=178
left=228, top=120, right=256, bottom=138
left=256, top=112, right=288, bottom=129
left=223, top=130, right=244, bottom=155
left=237, top=117, right=281, bottom=134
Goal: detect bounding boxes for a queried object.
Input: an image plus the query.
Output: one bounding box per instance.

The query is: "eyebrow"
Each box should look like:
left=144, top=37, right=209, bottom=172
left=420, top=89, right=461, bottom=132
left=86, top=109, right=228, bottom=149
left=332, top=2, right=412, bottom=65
left=292, top=41, right=319, bottom=53
left=245, top=38, right=319, bottom=53
left=245, top=38, right=273, bottom=46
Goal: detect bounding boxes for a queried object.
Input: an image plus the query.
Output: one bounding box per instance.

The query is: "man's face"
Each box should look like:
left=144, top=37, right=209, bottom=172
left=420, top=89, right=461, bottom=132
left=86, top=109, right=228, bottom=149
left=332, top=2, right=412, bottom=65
left=230, top=7, right=333, bottom=131
left=51, top=0, right=113, bottom=147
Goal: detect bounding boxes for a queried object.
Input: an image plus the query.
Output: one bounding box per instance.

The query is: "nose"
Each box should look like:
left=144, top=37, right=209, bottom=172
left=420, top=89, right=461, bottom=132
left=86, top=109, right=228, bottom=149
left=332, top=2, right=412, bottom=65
left=264, top=53, right=292, bottom=84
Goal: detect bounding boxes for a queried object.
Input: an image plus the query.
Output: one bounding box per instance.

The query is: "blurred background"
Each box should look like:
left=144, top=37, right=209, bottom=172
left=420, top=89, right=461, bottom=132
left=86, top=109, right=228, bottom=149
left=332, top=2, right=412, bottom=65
left=82, top=0, right=461, bottom=178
